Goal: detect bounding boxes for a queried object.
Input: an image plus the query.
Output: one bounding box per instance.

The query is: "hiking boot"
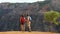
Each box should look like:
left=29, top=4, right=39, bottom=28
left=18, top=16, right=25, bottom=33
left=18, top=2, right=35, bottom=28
left=29, top=30, right=31, bottom=32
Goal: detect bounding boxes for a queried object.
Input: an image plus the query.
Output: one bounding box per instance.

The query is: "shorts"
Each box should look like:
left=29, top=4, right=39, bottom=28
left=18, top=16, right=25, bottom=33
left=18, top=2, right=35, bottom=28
left=21, top=22, right=24, bottom=25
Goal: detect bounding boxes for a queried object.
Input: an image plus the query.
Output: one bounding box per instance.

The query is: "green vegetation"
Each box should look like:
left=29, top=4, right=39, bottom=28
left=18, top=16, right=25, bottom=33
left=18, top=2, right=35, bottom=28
left=44, top=10, right=60, bottom=32
left=44, top=10, right=60, bottom=25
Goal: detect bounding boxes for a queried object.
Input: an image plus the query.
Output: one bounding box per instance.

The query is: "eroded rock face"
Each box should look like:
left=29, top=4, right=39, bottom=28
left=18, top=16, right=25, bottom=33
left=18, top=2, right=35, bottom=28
left=0, top=2, right=47, bottom=31
left=0, top=1, right=60, bottom=32
left=57, top=17, right=60, bottom=22
left=51, top=0, right=60, bottom=12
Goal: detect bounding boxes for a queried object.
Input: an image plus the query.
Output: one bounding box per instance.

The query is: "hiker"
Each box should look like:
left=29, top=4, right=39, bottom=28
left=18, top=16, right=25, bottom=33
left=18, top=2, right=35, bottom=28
left=26, top=14, right=32, bottom=32
left=20, top=15, right=26, bottom=31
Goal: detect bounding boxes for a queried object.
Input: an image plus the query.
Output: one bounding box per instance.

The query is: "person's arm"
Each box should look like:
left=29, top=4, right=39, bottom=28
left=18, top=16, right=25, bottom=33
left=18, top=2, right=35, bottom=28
left=24, top=17, right=26, bottom=22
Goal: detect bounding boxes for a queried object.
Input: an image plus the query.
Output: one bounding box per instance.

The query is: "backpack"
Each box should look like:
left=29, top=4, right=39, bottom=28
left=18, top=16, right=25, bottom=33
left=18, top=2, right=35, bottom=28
left=20, top=17, right=25, bottom=23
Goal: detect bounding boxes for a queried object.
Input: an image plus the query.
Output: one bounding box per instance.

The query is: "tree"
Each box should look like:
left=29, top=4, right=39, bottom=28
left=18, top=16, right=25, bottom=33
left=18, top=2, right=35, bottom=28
left=44, top=10, right=60, bottom=32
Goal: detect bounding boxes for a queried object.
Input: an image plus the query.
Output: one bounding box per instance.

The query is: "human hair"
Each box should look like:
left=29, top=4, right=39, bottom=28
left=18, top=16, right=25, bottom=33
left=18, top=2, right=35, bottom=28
left=27, top=14, right=29, bottom=16
left=21, top=15, right=24, bottom=17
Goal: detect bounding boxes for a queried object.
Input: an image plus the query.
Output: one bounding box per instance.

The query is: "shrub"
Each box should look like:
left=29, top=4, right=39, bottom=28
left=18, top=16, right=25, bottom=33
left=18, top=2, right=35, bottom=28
left=44, top=10, right=60, bottom=25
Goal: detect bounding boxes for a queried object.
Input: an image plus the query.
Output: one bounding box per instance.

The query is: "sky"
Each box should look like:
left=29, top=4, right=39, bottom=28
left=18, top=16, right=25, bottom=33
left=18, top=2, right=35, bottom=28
left=0, top=0, right=45, bottom=3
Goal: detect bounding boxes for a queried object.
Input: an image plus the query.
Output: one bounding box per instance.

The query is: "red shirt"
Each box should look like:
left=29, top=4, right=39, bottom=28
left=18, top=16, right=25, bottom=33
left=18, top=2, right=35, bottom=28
left=20, top=17, right=25, bottom=23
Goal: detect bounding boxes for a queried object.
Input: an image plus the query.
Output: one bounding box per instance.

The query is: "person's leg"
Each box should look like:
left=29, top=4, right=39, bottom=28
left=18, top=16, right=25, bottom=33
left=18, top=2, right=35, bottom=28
left=21, top=24, right=23, bottom=31
left=21, top=24, right=25, bottom=31
left=28, top=22, right=31, bottom=32
left=23, top=24, right=25, bottom=31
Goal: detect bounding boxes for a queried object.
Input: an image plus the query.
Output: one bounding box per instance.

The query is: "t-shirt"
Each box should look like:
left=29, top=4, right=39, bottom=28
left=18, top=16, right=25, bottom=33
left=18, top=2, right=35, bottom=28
left=27, top=16, right=32, bottom=21
left=20, top=17, right=25, bottom=23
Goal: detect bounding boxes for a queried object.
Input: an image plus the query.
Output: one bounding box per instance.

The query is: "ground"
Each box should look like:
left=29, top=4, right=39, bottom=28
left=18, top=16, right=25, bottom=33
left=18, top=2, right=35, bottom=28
left=0, top=31, right=59, bottom=34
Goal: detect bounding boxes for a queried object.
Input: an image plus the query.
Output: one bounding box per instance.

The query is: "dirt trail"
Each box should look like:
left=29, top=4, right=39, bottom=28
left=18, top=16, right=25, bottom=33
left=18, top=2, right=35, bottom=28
left=0, top=31, right=59, bottom=34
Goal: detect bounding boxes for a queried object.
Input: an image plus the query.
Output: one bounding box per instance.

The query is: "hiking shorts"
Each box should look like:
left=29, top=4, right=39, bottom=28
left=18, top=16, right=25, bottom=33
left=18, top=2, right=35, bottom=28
left=21, top=22, right=24, bottom=25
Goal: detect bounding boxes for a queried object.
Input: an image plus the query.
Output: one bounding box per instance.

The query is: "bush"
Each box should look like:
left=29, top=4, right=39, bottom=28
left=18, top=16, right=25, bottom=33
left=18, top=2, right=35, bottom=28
left=44, top=10, right=60, bottom=25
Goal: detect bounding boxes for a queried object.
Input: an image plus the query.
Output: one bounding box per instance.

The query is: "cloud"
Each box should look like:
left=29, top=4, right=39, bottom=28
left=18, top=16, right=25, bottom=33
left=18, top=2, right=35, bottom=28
left=0, top=0, right=45, bottom=3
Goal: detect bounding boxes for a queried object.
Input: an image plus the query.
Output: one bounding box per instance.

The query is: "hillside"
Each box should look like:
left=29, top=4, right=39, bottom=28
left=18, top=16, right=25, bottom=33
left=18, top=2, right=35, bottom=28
left=0, top=0, right=60, bottom=33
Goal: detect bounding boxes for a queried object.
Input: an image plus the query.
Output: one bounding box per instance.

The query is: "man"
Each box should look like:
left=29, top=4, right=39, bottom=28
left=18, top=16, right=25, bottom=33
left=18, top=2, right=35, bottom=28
left=26, top=14, right=32, bottom=32
left=20, top=15, right=26, bottom=32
